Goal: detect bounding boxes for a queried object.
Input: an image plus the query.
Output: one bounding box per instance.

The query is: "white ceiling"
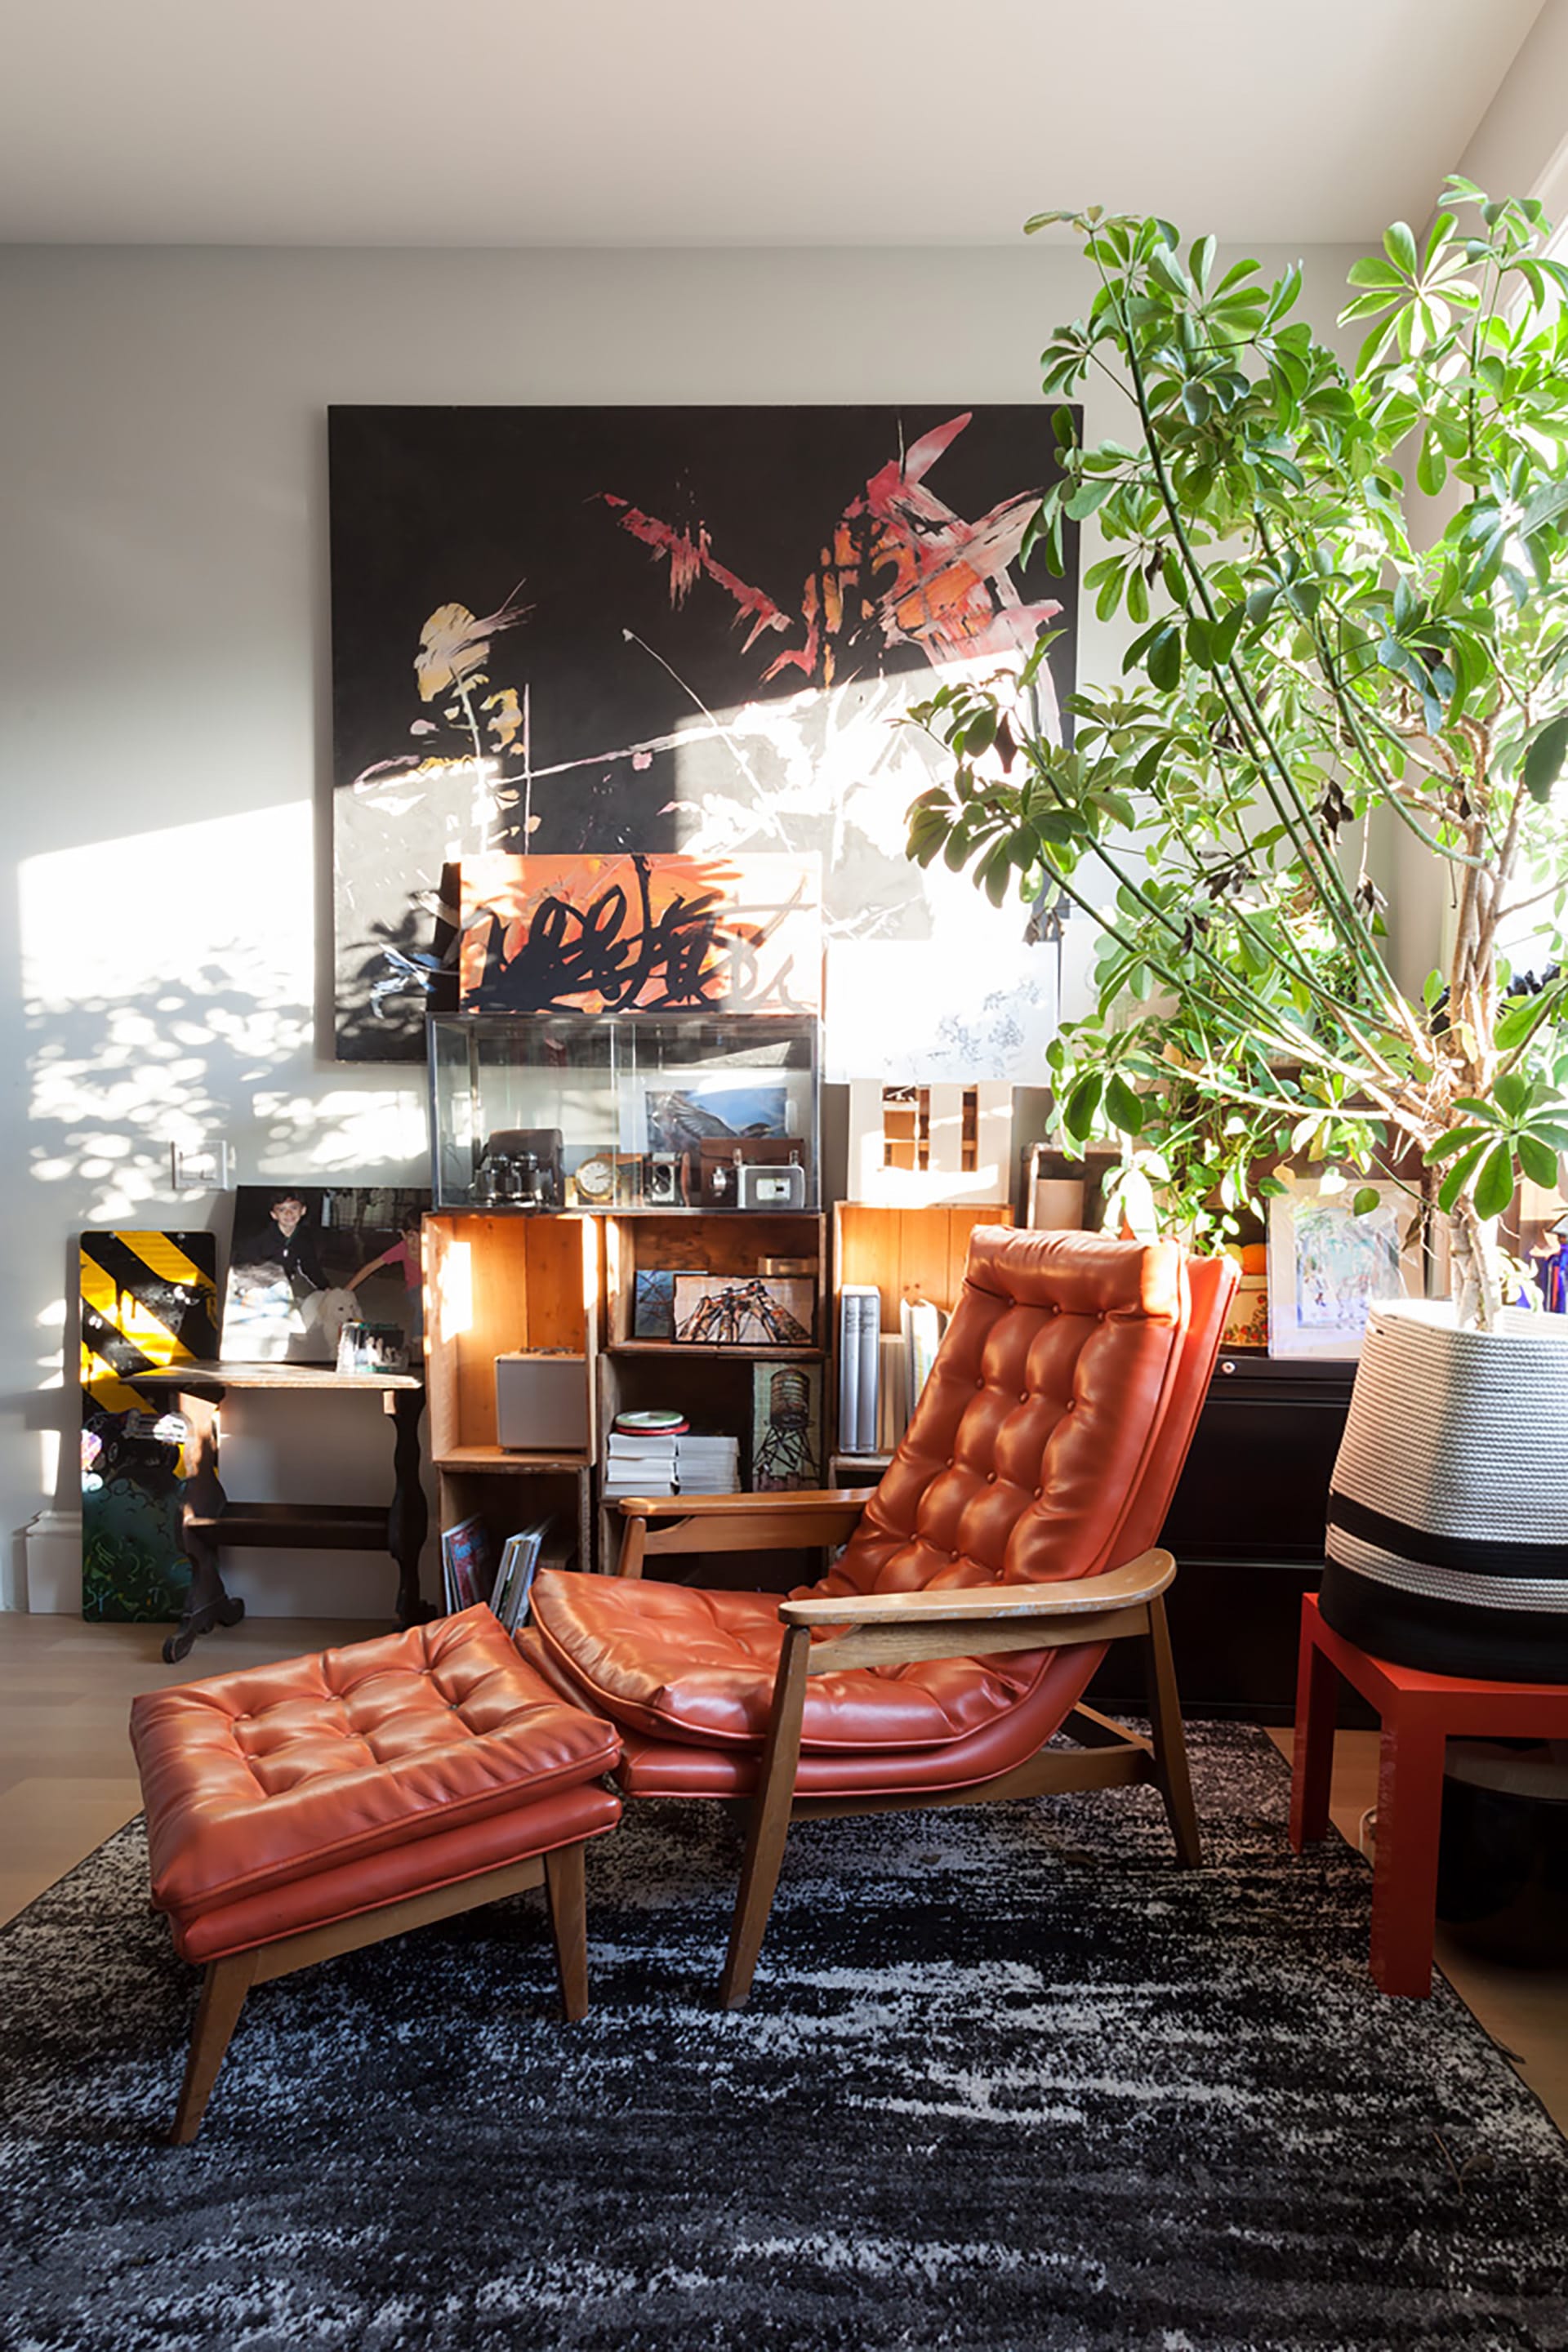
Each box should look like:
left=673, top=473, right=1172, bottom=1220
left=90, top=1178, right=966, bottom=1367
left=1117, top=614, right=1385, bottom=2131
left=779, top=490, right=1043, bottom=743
left=0, top=0, right=1547, bottom=247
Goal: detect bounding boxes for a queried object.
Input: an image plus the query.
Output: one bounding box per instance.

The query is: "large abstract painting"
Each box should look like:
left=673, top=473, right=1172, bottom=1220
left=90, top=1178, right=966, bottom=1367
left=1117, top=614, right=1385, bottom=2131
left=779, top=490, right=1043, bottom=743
left=330, top=405, right=1080, bottom=1074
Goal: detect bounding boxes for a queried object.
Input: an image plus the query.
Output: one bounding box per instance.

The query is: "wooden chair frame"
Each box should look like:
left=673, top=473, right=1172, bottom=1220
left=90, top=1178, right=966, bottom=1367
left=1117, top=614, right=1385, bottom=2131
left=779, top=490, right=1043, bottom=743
left=615, top=1492, right=1198, bottom=2007
left=168, top=1840, right=590, bottom=2143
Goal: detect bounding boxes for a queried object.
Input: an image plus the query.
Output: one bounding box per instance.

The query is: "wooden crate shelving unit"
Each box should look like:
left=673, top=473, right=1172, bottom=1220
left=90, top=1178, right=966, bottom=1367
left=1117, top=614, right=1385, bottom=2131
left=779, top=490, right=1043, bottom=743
left=599, top=1210, right=826, bottom=1573
left=830, top=1200, right=1013, bottom=1474
left=423, top=1211, right=601, bottom=1576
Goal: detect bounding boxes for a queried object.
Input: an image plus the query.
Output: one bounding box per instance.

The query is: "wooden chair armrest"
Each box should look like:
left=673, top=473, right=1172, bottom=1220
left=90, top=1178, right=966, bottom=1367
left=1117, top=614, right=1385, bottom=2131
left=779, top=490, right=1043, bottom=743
left=612, top=1487, right=874, bottom=1574
left=779, top=1548, right=1175, bottom=1628
left=617, top=1490, right=874, bottom=1521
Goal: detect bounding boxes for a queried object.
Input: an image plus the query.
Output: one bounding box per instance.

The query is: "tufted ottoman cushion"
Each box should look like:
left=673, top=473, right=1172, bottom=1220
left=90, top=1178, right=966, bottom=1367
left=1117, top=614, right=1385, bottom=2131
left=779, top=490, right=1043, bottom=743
left=131, top=1605, right=621, bottom=1963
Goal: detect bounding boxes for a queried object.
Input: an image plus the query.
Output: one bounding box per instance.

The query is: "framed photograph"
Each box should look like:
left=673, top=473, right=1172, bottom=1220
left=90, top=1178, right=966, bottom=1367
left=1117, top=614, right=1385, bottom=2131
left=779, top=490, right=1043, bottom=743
left=672, top=1274, right=814, bottom=1347
left=221, top=1186, right=429, bottom=1365
left=1265, top=1180, right=1412, bottom=1359
left=751, top=1361, right=823, bottom=1490
left=632, top=1270, right=678, bottom=1341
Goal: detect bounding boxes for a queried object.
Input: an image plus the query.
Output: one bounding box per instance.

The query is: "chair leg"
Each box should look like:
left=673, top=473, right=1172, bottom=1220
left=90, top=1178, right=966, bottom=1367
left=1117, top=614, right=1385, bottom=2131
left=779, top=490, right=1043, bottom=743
left=720, top=1624, right=811, bottom=2010
left=171, top=1950, right=257, bottom=2145
left=543, top=1841, right=590, bottom=2022
left=1289, top=1610, right=1340, bottom=1850
left=1142, top=1594, right=1202, bottom=1868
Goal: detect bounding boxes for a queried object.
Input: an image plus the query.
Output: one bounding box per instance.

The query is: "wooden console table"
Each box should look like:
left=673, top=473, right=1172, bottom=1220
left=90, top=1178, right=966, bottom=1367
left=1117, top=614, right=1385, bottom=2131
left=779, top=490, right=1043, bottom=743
left=130, top=1364, right=430, bottom=1664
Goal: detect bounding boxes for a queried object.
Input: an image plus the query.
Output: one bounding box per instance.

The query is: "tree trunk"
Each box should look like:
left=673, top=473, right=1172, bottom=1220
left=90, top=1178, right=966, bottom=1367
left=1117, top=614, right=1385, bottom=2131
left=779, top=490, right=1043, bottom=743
left=1448, top=1196, right=1501, bottom=1333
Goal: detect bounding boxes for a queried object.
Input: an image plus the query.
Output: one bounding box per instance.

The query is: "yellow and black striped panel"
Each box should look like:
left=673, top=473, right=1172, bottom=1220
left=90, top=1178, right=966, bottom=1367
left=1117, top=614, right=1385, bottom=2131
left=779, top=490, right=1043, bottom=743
left=79, top=1232, right=219, bottom=1414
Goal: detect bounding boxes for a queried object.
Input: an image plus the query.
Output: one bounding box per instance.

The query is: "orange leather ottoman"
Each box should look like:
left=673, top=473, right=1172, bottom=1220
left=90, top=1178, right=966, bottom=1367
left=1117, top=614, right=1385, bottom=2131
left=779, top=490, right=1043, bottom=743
left=129, top=1604, right=621, bottom=2141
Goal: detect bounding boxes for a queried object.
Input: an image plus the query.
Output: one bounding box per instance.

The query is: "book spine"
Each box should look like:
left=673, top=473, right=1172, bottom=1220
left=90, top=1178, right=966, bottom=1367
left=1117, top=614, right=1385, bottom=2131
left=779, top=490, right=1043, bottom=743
left=856, top=1290, right=880, bottom=1454
left=839, top=1288, right=861, bottom=1457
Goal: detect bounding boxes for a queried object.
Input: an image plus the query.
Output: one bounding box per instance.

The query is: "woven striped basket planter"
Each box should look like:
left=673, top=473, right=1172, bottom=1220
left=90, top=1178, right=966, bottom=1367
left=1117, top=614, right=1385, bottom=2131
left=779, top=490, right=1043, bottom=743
left=1321, top=1301, right=1568, bottom=1683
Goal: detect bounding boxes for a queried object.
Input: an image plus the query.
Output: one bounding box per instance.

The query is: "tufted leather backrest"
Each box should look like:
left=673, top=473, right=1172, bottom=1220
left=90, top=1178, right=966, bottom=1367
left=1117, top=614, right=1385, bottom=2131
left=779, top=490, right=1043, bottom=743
left=820, top=1228, right=1217, bottom=1599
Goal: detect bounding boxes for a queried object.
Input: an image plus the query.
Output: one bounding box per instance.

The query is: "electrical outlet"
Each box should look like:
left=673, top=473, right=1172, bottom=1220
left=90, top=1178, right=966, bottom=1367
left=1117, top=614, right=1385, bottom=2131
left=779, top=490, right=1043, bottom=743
left=169, top=1141, right=235, bottom=1193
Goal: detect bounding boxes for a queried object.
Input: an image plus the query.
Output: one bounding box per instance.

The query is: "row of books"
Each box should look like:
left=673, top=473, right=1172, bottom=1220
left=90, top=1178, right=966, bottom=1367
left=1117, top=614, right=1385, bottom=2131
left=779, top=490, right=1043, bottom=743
left=603, top=1424, right=742, bottom=1497
left=838, top=1289, right=945, bottom=1458
left=439, top=1513, right=555, bottom=1633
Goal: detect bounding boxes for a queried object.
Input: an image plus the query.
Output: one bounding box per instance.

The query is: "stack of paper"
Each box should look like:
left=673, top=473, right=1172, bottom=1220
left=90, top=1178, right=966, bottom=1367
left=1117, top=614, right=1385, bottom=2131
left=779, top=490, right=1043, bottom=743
left=675, top=1432, right=741, bottom=1494
left=604, top=1429, right=678, bottom=1497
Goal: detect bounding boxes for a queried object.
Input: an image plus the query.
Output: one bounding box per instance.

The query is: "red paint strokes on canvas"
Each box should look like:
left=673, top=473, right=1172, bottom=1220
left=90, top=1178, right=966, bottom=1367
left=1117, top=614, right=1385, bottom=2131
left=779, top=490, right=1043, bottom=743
left=599, top=498, right=792, bottom=653
left=597, top=413, right=1060, bottom=693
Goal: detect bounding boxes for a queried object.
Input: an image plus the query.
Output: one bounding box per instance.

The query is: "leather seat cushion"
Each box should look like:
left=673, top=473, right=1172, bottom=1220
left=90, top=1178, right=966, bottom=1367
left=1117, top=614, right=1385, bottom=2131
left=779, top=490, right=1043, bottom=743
left=131, top=1605, right=621, bottom=1918
left=529, top=1571, right=1062, bottom=1752
left=514, top=1635, right=1108, bottom=1797
left=170, top=1780, right=621, bottom=1964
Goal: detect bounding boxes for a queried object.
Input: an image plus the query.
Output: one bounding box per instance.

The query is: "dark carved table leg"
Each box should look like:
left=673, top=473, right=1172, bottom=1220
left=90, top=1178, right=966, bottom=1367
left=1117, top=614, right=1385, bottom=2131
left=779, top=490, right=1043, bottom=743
left=163, top=1383, right=244, bottom=1665
left=388, top=1385, right=433, bottom=1628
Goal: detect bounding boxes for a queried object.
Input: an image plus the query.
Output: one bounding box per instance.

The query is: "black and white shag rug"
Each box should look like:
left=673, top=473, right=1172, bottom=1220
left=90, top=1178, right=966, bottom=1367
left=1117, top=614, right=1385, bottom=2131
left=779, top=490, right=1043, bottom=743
left=1, top=1724, right=1564, bottom=2352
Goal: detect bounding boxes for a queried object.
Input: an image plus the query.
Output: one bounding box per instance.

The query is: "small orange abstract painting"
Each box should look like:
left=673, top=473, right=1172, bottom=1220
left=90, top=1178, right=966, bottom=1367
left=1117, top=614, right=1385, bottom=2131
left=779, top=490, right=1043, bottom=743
left=459, top=852, right=822, bottom=1016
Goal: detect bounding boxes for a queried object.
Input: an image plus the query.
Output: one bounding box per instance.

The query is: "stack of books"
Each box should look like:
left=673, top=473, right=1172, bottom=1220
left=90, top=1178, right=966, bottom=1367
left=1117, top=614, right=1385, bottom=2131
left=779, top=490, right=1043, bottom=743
left=674, top=1432, right=741, bottom=1494
left=604, top=1419, right=684, bottom=1498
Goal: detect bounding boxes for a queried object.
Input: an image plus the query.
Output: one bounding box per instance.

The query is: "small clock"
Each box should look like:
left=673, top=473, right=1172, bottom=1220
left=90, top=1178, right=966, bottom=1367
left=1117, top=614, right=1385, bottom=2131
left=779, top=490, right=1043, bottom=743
left=572, top=1153, right=616, bottom=1205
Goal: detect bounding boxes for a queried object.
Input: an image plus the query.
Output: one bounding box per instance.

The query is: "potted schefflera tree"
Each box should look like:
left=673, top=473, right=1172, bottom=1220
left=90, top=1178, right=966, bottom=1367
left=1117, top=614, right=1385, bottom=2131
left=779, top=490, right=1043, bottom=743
left=909, top=182, right=1568, bottom=1680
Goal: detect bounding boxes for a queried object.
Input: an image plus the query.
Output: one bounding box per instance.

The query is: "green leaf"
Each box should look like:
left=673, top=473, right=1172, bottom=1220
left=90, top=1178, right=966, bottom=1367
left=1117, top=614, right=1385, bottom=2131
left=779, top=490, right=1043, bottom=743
left=1426, top=1124, right=1490, bottom=1162
left=1522, top=710, right=1568, bottom=804
left=1147, top=624, right=1183, bottom=693
left=1351, top=1187, right=1382, bottom=1217
left=1062, top=1071, right=1103, bottom=1143
left=1421, top=968, right=1443, bottom=1010
left=1517, top=1134, right=1560, bottom=1189
left=1346, top=255, right=1405, bottom=290
left=1474, top=1140, right=1517, bottom=1221
left=1105, top=1074, right=1145, bottom=1135
left=1437, top=1137, right=1492, bottom=1216
left=1383, top=221, right=1419, bottom=277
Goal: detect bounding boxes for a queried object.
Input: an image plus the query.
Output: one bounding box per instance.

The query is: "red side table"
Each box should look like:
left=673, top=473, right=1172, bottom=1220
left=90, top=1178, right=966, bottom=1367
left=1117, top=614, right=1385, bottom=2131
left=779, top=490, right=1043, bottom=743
left=1289, top=1592, right=1568, bottom=1995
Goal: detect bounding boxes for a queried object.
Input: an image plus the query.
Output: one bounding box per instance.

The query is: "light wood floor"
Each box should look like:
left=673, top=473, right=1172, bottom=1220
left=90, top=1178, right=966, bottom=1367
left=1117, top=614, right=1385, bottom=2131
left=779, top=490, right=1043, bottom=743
left=1, top=1615, right=1563, bottom=2132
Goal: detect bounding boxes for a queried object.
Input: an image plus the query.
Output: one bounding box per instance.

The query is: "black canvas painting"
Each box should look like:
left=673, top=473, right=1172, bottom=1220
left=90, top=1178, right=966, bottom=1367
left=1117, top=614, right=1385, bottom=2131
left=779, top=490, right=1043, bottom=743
left=329, top=403, right=1080, bottom=1068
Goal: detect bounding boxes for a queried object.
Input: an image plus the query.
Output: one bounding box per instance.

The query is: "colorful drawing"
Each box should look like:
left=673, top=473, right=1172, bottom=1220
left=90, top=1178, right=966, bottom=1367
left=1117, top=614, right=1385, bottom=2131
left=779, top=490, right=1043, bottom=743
left=223, top=1186, right=429, bottom=1365
left=1267, top=1183, right=1408, bottom=1358
left=459, top=852, right=821, bottom=1016
left=329, top=404, right=1080, bottom=1068
left=751, top=1362, right=823, bottom=1490
left=672, top=1275, right=813, bottom=1347
left=80, top=1231, right=219, bottom=1623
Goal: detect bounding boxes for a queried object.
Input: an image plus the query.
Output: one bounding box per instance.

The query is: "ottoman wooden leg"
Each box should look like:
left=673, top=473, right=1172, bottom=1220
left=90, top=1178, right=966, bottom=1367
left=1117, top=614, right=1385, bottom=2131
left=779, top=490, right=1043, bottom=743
left=172, top=1950, right=258, bottom=2144
left=544, top=1842, right=590, bottom=2022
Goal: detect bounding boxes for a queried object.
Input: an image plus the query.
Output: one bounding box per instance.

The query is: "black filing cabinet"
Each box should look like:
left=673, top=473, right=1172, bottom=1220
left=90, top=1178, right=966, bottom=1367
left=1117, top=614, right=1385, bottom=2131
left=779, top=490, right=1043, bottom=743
left=1089, top=1352, right=1358, bottom=1720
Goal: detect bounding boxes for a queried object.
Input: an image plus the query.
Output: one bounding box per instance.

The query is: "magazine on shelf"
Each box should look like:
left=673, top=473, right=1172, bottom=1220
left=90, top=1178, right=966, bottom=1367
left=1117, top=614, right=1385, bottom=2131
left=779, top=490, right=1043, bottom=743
left=900, top=1298, right=944, bottom=1423
left=488, top=1518, right=555, bottom=1633
left=440, top=1515, right=495, bottom=1612
left=878, top=1332, right=910, bottom=1454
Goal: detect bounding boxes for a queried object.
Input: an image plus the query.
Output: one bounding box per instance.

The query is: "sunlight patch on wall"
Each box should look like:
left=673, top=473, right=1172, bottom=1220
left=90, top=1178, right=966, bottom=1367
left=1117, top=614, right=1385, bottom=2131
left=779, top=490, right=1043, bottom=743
left=22, top=803, right=314, bottom=1223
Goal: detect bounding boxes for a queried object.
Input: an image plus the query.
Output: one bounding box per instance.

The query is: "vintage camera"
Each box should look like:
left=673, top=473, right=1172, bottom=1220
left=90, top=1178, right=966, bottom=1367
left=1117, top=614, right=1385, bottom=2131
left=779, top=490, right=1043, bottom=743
left=644, top=1152, right=682, bottom=1206
left=737, top=1159, right=807, bottom=1210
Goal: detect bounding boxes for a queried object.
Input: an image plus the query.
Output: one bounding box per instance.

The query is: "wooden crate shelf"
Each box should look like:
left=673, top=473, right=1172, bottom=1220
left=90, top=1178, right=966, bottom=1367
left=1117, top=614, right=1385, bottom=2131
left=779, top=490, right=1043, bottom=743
left=423, top=1212, right=601, bottom=1574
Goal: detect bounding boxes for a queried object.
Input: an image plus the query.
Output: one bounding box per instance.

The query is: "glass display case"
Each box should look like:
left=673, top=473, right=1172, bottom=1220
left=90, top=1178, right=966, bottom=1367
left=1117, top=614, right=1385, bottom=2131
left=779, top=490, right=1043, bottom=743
left=428, top=1012, right=821, bottom=1212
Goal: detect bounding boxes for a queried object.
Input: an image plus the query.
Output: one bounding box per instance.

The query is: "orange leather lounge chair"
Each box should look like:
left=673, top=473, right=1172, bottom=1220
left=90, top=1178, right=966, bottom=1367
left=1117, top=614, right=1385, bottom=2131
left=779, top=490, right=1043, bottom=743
left=527, top=1229, right=1236, bottom=2006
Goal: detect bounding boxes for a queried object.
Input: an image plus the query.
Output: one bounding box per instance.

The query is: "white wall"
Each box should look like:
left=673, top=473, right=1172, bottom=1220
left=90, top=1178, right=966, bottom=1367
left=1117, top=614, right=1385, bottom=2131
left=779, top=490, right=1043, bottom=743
left=0, top=237, right=1361, bottom=1611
